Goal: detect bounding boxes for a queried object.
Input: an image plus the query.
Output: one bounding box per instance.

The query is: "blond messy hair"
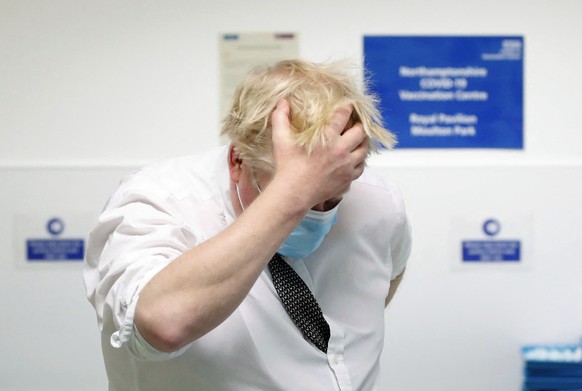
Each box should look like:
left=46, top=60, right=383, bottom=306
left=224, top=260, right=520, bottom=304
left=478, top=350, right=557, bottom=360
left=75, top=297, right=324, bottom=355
left=221, top=59, right=395, bottom=173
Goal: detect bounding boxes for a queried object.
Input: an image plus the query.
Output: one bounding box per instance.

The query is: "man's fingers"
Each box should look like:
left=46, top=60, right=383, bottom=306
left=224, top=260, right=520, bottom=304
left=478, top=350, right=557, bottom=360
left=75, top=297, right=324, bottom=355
left=271, top=99, right=292, bottom=139
left=339, top=122, right=366, bottom=153
left=350, top=139, right=368, bottom=177
left=326, top=105, right=353, bottom=135
left=353, top=160, right=366, bottom=180
left=351, top=136, right=369, bottom=162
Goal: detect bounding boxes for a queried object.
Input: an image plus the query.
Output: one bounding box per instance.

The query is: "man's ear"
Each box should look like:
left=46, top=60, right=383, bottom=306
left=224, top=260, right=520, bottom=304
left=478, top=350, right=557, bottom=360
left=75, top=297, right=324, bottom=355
left=228, top=144, right=243, bottom=183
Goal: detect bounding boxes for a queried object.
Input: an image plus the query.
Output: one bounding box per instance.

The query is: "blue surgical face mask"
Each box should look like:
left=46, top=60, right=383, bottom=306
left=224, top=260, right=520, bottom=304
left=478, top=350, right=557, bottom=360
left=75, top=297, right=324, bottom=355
left=278, top=206, right=339, bottom=259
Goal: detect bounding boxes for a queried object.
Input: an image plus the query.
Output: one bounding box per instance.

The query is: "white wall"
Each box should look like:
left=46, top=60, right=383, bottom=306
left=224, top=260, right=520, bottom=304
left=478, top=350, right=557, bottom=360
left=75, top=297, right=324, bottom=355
left=1, top=1, right=581, bottom=390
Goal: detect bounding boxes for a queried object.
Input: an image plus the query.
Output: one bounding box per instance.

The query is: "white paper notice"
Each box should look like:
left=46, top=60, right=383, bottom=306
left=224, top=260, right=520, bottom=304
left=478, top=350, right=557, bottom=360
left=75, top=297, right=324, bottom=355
left=219, top=32, right=299, bottom=124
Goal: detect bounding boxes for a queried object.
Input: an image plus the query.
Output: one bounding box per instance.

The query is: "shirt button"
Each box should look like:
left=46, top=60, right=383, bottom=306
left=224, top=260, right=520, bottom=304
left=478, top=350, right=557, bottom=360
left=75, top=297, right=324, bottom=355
left=333, top=354, right=341, bottom=365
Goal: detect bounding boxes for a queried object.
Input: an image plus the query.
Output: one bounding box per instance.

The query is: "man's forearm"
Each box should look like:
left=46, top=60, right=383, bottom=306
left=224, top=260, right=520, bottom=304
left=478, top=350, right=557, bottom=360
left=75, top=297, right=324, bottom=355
left=134, top=180, right=308, bottom=353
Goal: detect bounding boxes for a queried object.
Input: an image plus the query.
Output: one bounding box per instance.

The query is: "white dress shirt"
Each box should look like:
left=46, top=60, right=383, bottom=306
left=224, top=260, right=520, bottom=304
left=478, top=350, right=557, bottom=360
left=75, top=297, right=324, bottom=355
left=83, top=146, right=411, bottom=391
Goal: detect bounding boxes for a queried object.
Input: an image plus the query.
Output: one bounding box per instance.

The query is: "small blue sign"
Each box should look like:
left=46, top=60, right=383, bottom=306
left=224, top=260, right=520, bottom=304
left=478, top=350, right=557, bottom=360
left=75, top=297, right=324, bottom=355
left=27, top=239, right=85, bottom=261
left=461, top=218, right=522, bottom=263
left=462, top=240, right=521, bottom=262
left=363, top=36, right=524, bottom=149
left=25, top=217, right=85, bottom=262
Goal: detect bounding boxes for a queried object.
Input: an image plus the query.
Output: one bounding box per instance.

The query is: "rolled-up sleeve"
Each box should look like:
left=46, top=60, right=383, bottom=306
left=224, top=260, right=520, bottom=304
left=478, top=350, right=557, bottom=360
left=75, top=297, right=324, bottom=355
left=83, top=183, right=197, bottom=360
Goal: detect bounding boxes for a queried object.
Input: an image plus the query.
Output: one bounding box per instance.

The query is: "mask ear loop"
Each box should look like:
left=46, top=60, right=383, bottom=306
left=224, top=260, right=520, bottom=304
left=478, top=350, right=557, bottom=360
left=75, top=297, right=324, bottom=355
left=235, top=183, right=245, bottom=211
left=249, top=166, right=263, bottom=194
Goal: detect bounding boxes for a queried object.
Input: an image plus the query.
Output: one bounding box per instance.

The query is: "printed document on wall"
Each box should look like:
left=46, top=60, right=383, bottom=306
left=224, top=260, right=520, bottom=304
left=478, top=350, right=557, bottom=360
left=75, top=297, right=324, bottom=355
left=219, top=32, right=299, bottom=123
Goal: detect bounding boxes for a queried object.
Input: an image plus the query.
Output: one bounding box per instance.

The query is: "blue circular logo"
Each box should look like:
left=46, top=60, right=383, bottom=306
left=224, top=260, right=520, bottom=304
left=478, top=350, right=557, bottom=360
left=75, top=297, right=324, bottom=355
left=47, top=218, right=65, bottom=236
left=482, top=219, right=501, bottom=237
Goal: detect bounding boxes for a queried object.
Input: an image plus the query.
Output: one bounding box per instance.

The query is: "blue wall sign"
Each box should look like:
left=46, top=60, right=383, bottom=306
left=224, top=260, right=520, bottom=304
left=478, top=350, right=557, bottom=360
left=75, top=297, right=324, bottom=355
left=462, top=240, right=521, bottom=262
left=26, top=217, right=84, bottom=262
left=461, top=218, right=521, bottom=263
left=363, top=36, right=524, bottom=149
left=27, top=239, right=84, bottom=261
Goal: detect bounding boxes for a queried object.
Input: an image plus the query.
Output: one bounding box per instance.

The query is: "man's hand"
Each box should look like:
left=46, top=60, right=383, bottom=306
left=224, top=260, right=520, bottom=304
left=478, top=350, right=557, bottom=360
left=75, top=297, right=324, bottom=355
left=270, top=99, right=368, bottom=210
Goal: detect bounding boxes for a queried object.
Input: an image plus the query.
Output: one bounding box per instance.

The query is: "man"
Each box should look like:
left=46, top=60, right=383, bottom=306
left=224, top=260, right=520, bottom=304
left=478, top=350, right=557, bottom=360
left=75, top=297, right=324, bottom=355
left=84, top=59, right=411, bottom=391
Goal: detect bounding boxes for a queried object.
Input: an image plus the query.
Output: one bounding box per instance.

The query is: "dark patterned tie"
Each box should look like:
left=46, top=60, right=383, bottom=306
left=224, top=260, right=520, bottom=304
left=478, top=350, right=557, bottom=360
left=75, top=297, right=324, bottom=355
left=268, top=253, right=330, bottom=353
